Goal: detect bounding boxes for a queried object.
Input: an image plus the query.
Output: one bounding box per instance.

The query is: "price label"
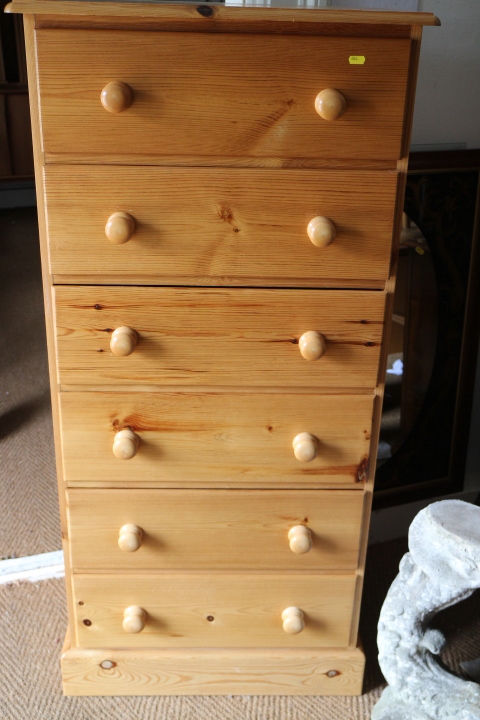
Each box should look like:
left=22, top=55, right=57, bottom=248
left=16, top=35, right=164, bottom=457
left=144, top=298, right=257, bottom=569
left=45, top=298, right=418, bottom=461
left=349, top=56, right=366, bottom=65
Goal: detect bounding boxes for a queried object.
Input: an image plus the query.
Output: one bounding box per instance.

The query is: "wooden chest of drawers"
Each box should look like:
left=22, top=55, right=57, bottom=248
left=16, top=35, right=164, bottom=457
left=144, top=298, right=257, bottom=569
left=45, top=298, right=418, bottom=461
left=7, top=0, right=438, bottom=696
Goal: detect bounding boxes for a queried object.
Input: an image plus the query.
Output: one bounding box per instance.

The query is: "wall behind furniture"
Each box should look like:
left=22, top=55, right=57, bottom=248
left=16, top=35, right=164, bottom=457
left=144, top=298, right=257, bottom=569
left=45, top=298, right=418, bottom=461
left=414, top=0, right=480, bottom=150
left=416, top=1, right=480, bottom=494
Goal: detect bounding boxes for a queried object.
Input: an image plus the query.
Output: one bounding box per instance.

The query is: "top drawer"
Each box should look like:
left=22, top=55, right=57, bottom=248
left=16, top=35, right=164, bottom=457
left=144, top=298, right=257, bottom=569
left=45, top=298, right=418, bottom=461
left=35, top=29, right=411, bottom=166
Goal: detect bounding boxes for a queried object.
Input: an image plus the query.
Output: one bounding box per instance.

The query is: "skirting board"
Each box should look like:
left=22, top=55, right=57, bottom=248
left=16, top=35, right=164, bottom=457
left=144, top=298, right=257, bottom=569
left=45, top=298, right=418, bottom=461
left=61, top=634, right=365, bottom=696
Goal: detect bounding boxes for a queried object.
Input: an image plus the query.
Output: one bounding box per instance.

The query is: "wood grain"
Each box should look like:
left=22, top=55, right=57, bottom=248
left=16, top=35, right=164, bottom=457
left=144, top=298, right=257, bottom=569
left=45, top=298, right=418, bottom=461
left=53, top=286, right=385, bottom=390
left=35, top=30, right=411, bottom=164
left=43, top=165, right=398, bottom=287
left=22, top=15, right=79, bottom=642
left=6, top=0, right=440, bottom=26
left=59, top=392, right=374, bottom=488
left=33, top=15, right=416, bottom=38
left=67, top=488, right=364, bottom=570
left=72, top=572, right=357, bottom=648
left=61, top=642, right=365, bottom=696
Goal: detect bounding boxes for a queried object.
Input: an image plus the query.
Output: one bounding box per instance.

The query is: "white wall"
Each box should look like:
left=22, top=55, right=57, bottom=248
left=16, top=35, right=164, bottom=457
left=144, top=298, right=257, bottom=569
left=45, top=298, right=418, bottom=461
left=413, top=0, right=480, bottom=149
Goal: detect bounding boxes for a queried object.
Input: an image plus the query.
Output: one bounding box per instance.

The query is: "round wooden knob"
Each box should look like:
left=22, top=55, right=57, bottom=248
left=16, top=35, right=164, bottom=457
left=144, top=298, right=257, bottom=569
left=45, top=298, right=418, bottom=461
left=113, top=429, right=139, bottom=460
left=299, top=331, right=326, bottom=361
left=110, top=326, right=138, bottom=357
left=288, top=525, right=313, bottom=554
left=118, top=524, right=143, bottom=553
left=293, top=432, right=318, bottom=463
left=282, top=607, right=305, bottom=635
left=315, top=89, right=346, bottom=121
left=105, top=212, right=136, bottom=244
left=307, top=216, right=336, bottom=248
left=101, top=81, right=133, bottom=114
left=123, top=605, right=147, bottom=634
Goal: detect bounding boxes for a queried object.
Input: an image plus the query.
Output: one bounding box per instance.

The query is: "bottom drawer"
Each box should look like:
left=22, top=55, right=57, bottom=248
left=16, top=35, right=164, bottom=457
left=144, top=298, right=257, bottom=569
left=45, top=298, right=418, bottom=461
left=73, top=573, right=357, bottom=649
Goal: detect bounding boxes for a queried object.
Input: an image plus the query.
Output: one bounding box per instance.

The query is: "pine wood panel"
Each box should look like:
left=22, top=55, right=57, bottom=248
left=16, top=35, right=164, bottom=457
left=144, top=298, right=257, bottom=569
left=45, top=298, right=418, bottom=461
left=67, top=488, right=364, bottom=570
left=61, top=641, right=365, bottom=696
left=35, top=30, right=411, bottom=164
left=43, top=165, right=397, bottom=287
left=60, top=392, right=373, bottom=488
left=22, top=15, right=79, bottom=642
left=53, top=286, right=385, bottom=390
left=6, top=1, right=440, bottom=26
left=34, top=14, right=415, bottom=38
left=73, top=572, right=357, bottom=648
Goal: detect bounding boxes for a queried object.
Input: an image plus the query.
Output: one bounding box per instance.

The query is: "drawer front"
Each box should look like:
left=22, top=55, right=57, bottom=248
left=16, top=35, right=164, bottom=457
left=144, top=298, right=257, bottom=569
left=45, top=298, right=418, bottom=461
left=60, top=392, right=373, bottom=488
left=73, top=573, right=357, bottom=648
left=67, top=488, right=364, bottom=571
left=44, top=166, right=397, bottom=288
left=54, top=286, right=385, bottom=390
left=36, top=30, right=410, bottom=164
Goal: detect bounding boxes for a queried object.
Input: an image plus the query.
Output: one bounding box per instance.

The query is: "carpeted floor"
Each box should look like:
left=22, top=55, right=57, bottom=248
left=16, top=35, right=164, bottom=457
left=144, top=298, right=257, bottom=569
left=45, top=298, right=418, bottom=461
left=1, top=207, right=480, bottom=719
left=0, top=207, right=60, bottom=560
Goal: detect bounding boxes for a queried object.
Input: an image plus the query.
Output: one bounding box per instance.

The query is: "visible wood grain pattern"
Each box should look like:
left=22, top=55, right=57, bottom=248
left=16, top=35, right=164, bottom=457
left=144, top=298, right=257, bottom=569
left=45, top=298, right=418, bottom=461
left=72, top=572, right=357, bottom=648
left=43, top=166, right=398, bottom=286
left=61, top=642, right=365, bottom=696
left=59, top=392, right=374, bottom=488
left=349, top=25, right=425, bottom=649
left=22, top=15, right=78, bottom=642
left=53, top=286, right=385, bottom=390
left=44, top=154, right=401, bottom=171
left=67, top=488, right=364, bottom=570
left=33, top=15, right=417, bottom=38
left=6, top=0, right=440, bottom=26
left=16, top=1, right=435, bottom=698
left=35, top=30, right=411, bottom=164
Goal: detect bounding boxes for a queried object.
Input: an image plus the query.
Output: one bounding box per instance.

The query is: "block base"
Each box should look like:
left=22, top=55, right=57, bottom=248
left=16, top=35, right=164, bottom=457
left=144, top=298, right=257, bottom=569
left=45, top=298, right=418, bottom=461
left=61, top=634, right=365, bottom=696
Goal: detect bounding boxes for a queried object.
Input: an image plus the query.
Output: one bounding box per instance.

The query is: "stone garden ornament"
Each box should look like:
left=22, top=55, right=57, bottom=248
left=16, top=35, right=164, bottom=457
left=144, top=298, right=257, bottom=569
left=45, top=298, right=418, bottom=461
left=371, top=499, right=480, bottom=720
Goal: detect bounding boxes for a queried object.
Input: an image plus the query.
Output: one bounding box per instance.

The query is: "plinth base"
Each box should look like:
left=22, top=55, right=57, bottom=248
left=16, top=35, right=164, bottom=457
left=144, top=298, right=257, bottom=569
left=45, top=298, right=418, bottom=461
left=61, top=633, right=365, bottom=696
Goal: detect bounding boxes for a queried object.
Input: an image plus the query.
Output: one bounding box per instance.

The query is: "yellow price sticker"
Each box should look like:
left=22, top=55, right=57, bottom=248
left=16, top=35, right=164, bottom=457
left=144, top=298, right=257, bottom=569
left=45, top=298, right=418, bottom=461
left=349, top=55, right=366, bottom=65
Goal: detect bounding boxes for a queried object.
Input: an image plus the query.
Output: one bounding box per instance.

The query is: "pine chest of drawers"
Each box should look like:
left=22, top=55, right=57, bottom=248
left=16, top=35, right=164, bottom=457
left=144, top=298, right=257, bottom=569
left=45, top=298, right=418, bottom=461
left=7, top=0, right=438, bottom=696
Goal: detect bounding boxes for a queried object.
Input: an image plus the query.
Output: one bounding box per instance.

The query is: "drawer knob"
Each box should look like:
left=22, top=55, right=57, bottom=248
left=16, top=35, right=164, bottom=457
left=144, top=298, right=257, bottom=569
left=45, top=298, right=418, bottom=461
left=282, top=606, right=305, bottom=634
left=299, top=331, right=326, bottom=361
left=110, top=326, right=138, bottom=357
left=314, top=88, right=346, bottom=121
left=105, top=212, right=136, bottom=244
left=307, top=216, right=336, bottom=248
left=288, top=525, right=313, bottom=554
left=101, top=81, right=133, bottom=114
left=123, top=605, right=147, bottom=634
left=113, top=429, right=140, bottom=460
left=293, top=432, right=318, bottom=463
left=118, top=524, right=143, bottom=553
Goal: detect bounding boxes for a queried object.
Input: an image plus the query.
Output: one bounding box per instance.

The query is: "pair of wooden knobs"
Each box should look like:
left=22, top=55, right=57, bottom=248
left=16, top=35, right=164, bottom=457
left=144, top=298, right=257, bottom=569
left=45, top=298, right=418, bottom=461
left=104, top=213, right=336, bottom=249
left=101, top=81, right=346, bottom=122
left=118, top=523, right=313, bottom=555
left=121, top=605, right=305, bottom=635
left=112, top=429, right=319, bottom=463
left=109, top=327, right=327, bottom=362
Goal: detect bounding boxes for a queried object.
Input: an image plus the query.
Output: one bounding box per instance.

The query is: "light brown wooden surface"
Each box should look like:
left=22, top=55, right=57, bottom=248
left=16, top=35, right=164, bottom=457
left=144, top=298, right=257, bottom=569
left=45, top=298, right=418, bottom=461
left=22, top=15, right=78, bottom=642
left=15, top=3, right=435, bottom=697
left=61, top=642, right=365, bottom=696
left=59, top=392, right=373, bottom=488
left=53, top=286, right=385, bottom=390
left=67, top=488, right=364, bottom=570
left=32, top=14, right=417, bottom=38
left=43, top=165, right=398, bottom=287
left=72, top=572, right=357, bottom=648
left=35, top=30, right=410, bottom=164
left=6, top=1, right=440, bottom=27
